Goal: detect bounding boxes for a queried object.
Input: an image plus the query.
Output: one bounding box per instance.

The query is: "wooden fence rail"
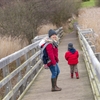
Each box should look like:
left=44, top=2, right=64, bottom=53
left=0, top=27, right=63, bottom=100
left=76, top=25, right=100, bottom=100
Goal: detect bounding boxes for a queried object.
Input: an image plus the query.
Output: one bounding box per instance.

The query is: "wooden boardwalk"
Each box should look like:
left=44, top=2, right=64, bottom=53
left=22, top=32, right=94, bottom=100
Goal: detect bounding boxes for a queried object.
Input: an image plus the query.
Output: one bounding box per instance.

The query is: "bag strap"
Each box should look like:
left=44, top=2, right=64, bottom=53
left=41, top=43, right=50, bottom=52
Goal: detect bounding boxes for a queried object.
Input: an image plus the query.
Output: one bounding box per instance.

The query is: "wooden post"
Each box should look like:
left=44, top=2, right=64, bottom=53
left=24, top=52, right=31, bottom=90
left=88, top=41, right=92, bottom=45
left=95, top=53, right=100, bottom=62
left=86, top=38, right=89, bottom=42
left=25, top=53, right=30, bottom=73
left=16, top=58, right=23, bottom=98
left=31, top=48, right=37, bottom=66
left=2, top=65, right=12, bottom=96
left=16, top=58, right=22, bottom=81
left=84, top=35, right=88, bottom=38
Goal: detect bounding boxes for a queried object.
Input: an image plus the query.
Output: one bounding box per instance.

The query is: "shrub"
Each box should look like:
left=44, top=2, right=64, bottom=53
left=82, top=0, right=90, bottom=1
left=96, top=0, right=100, bottom=6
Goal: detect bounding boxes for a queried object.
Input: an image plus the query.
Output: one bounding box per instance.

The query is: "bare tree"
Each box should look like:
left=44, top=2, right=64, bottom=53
left=0, top=0, right=81, bottom=43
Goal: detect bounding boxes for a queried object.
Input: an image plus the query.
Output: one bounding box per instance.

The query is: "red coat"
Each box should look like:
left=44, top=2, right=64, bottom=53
left=65, top=50, right=79, bottom=65
left=46, top=43, right=59, bottom=67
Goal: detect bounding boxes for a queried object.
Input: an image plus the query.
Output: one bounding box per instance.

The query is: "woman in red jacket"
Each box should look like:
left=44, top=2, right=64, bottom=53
left=45, top=29, right=62, bottom=92
left=65, top=43, right=79, bottom=79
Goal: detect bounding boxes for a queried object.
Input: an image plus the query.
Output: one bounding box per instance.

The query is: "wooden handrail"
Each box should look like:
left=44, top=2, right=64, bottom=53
left=76, top=25, right=100, bottom=100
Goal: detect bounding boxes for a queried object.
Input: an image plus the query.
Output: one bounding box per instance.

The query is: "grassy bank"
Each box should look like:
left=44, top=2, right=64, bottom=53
left=81, top=0, right=96, bottom=7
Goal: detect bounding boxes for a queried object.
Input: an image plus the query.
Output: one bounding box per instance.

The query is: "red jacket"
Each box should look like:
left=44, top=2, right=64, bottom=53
left=65, top=50, right=79, bottom=65
left=46, top=43, right=59, bottom=67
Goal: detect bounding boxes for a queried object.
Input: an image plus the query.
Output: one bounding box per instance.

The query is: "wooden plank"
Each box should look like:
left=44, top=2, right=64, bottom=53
left=2, top=65, right=12, bottom=96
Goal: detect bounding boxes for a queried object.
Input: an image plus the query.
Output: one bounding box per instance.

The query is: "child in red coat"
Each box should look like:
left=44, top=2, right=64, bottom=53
left=65, top=43, right=79, bottom=79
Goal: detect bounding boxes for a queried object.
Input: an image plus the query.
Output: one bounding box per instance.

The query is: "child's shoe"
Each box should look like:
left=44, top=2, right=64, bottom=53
left=75, top=72, right=79, bottom=79
left=76, top=77, right=79, bottom=79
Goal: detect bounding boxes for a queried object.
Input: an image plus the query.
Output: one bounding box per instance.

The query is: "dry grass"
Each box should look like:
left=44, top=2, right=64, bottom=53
left=0, top=24, right=57, bottom=59
left=78, top=7, right=100, bottom=52
left=38, top=24, right=57, bottom=35
left=0, top=36, right=28, bottom=99
left=0, top=36, right=28, bottom=58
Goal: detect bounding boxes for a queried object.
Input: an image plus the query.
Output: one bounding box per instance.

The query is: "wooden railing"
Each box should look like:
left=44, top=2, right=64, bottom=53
left=76, top=25, right=100, bottom=100
left=0, top=27, right=63, bottom=100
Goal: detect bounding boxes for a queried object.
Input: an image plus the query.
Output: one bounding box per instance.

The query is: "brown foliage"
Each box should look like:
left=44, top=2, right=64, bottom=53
left=0, top=0, right=81, bottom=43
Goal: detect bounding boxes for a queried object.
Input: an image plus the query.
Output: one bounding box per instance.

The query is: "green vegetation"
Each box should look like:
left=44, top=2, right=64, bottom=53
left=81, top=0, right=96, bottom=7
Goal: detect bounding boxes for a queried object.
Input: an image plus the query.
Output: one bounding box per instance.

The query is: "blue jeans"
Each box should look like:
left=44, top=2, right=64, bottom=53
left=49, top=63, right=60, bottom=78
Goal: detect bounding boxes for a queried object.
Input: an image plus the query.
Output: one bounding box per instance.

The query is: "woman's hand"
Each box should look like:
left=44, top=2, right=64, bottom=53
left=44, top=64, right=49, bottom=69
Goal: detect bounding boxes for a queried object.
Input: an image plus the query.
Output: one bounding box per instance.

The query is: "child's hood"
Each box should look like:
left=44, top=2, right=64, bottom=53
left=68, top=48, right=76, bottom=54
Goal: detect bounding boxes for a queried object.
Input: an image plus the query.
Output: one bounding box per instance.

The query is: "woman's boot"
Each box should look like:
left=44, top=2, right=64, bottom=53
left=51, top=78, right=61, bottom=91
left=55, top=76, right=62, bottom=90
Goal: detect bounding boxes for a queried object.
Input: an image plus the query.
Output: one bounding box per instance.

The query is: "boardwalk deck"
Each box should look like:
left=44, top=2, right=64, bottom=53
left=22, top=32, right=94, bottom=100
